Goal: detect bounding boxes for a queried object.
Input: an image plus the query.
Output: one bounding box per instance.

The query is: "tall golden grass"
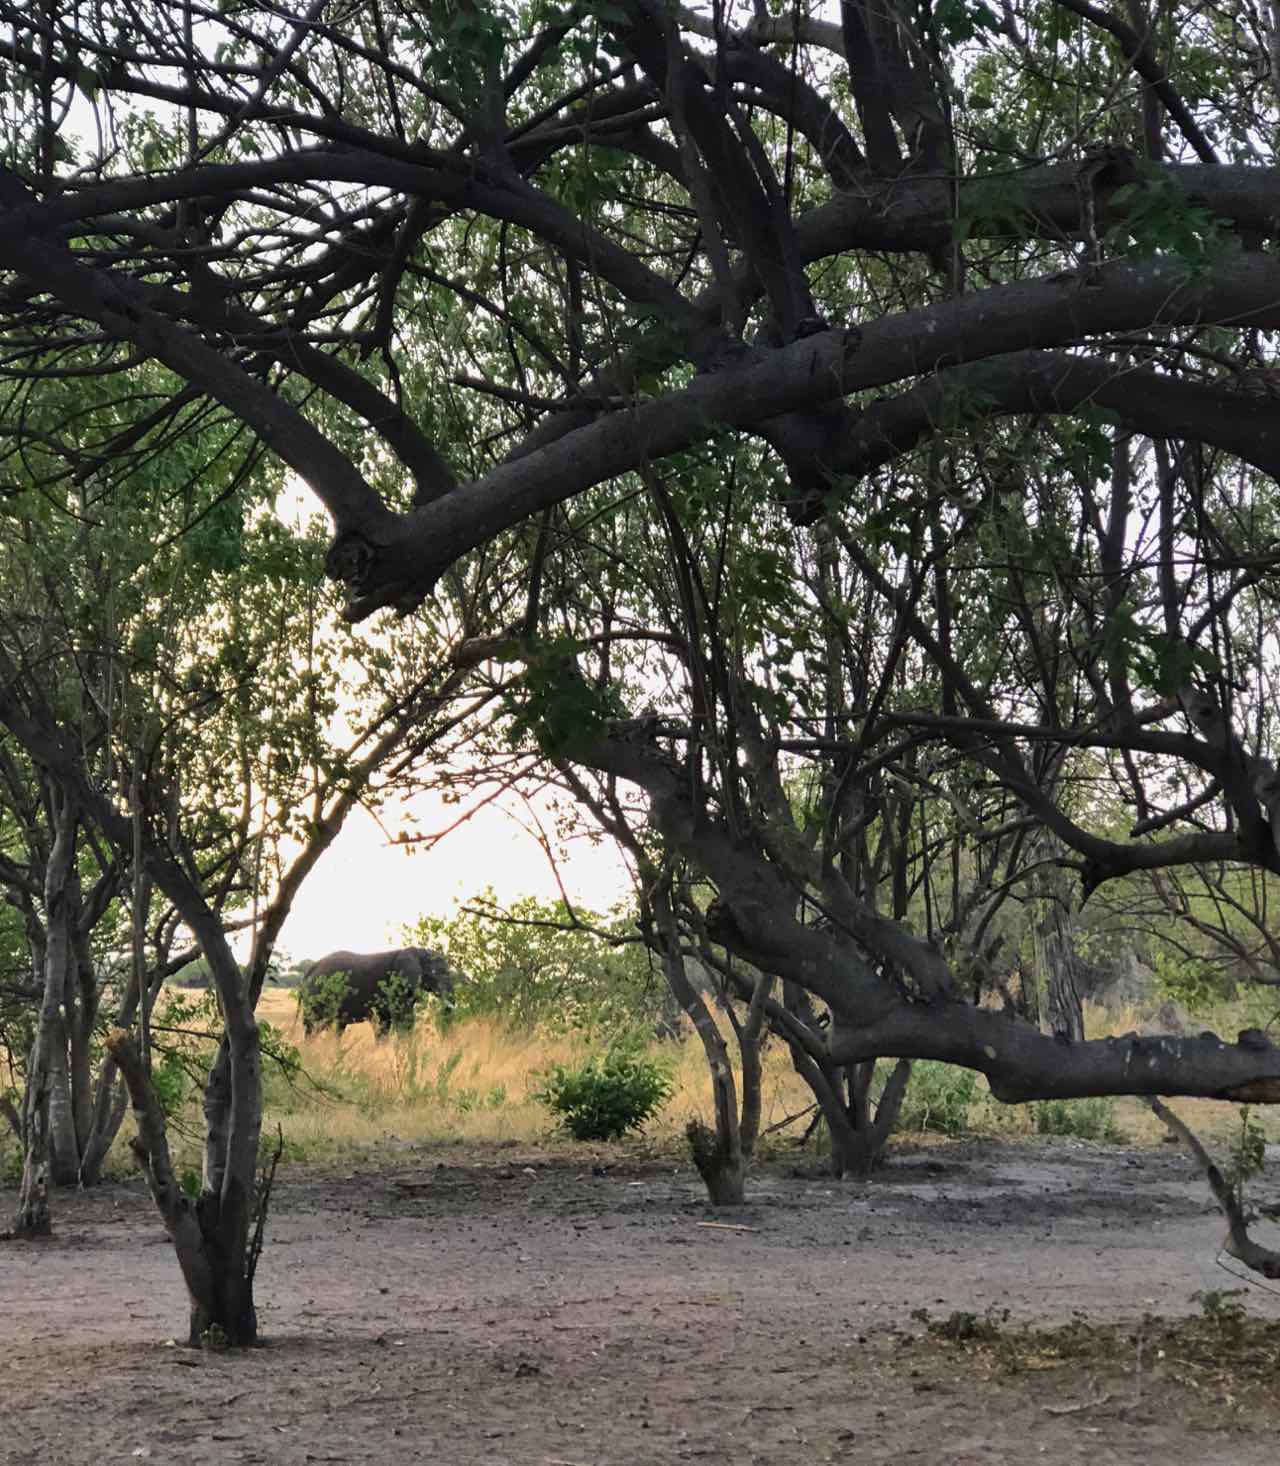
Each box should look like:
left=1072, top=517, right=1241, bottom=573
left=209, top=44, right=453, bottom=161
left=256, top=986, right=824, bottom=1158
left=76, top=984, right=1277, bottom=1178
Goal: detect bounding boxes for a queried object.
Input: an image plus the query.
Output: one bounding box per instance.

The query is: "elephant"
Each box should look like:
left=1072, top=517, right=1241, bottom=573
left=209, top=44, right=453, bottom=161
left=297, top=947, right=457, bottom=1036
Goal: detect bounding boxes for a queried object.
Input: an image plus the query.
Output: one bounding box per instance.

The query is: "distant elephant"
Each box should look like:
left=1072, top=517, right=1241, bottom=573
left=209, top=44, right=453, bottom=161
left=297, top=947, right=457, bottom=1036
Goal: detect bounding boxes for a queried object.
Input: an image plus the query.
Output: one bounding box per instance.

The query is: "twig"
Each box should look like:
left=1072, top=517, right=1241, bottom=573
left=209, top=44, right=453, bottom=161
left=246, top=1123, right=284, bottom=1289
left=760, top=1102, right=818, bottom=1137
left=695, top=1220, right=757, bottom=1233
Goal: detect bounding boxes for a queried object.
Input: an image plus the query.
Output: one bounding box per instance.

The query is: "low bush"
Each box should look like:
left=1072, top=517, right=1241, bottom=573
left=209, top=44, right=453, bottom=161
left=896, top=1061, right=977, bottom=1136
left=534, top=1046, right=673, bottom=1141
left=1030, top=1096, right=1123, bottom=1142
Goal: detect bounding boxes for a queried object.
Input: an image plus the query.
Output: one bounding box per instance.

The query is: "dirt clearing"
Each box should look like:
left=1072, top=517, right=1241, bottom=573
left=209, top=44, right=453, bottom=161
left=4, top=1138, right=1280, bottom=1465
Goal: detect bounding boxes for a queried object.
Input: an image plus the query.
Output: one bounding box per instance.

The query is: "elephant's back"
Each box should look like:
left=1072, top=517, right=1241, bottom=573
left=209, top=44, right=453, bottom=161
left=307, top=950, right=362, bottom=976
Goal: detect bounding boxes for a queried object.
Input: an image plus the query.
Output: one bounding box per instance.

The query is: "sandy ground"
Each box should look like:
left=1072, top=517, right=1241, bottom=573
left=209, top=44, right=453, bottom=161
left=4, top=1137, right=1280, bottom=1465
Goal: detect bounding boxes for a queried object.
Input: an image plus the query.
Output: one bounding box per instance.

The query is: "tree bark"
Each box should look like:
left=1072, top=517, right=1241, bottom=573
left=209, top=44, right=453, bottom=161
left=106, top=1029, right=260, bottom=1346
left=13, top=790, right=78, bottom=1237
left=44, top=1013, right=80, bottom=1186
left=656, top=891, right=747, bottom=1206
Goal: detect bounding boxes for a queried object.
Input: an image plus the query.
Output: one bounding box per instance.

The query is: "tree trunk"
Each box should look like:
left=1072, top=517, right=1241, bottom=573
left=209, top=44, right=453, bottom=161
left=77, top=1058, right=129, bottom=1187
left=654, top=888, right=748, bottom=1205
left=686, top=1116, right=746, bottom=1205
left=45, top=1014, right=81, bottom=1186
left=68, top=935, right=98, bottom=1163
left=826, top=1110, right=881, bottom=1180
left=1044, top=902, right=1085, bottom=1043
left=790, top=1044, right=913, bottom=1179
left=79, top=955, right=165, bottom=1185
left=107, top=1028, right=262, bottom=1347
left=13, top=791, right=79, bottom=1237
left=15, top=1042, right=54, bottom=1236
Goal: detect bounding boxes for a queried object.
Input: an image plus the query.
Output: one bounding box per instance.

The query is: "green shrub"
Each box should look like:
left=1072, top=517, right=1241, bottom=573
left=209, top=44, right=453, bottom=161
left=534, top=1047, right=673, bottom=1141
left=896, top=1061, right=977, bottom=1136
left=1030, top=1096, right=1123, bottom=1142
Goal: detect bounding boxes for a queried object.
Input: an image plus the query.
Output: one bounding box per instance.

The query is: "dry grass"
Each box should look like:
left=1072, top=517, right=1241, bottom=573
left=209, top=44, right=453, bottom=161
left=80, top=984, right=1277, bottom=1178
left=252, top=987, right=824, bottom=1161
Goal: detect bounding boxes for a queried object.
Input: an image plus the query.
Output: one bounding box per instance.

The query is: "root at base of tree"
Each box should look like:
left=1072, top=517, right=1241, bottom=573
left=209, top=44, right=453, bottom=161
left=685, top=1118, right=746, bottom=1206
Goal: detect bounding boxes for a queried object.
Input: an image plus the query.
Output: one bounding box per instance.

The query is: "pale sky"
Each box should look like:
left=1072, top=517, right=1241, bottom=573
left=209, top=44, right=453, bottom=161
left=274, top=786, right=634, bottom=962
left=264, top=487, right=636, bottom=960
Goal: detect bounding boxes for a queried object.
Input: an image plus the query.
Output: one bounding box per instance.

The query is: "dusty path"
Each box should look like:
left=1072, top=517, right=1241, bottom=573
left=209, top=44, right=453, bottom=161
left=4, top=1138, right=1279, bottom=1465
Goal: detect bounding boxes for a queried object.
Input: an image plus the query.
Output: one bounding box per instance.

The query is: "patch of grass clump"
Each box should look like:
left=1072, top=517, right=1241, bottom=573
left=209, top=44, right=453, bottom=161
left=913, top=1306, right=1010, bottom=1342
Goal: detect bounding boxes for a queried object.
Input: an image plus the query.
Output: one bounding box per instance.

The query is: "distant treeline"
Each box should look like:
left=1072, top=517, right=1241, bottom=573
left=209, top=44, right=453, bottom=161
left=171, top=957, right=308, bottom=990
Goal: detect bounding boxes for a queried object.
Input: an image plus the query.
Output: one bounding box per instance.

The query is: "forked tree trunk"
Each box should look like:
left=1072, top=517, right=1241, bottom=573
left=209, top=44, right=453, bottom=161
left=654, top=889, right=771, bottom=1206
left=77, top=1057, right=129, bottom=1187
left=79, top=954, right=167, bottom=1186
left=661, top=934, right=745, bottom=1203
left=821, top=1059, right=913, bottom=1179
left=781, top=983, right=913, bottom=1178
left=108, top=1027, right=263, bottom=1346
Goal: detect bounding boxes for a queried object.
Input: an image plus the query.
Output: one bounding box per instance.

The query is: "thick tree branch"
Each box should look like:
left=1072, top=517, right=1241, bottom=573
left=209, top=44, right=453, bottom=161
left=335, top=251, right=1280, bottom=616
left=832, top=1004, right=1280, bottom=1104
left=811, top=350, right=1280, bottom=512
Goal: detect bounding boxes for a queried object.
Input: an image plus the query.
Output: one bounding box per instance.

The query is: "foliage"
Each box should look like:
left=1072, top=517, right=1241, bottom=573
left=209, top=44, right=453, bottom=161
left=1030, top=1097, right=1124, bottom=1143
left=534, top=1046, right=673, bottom=1141
left=375, top=970, right=423, bottom=1032
left=913, top=1306, right=1010, bottom=1343
left=502, top=640, right=625, bottom=756
left=410, top=893, right=664, bottom=1035
left=922, top=1306, right=1280, bottom=1403
left=1224, top=1105, right=1268, bottom=1209
left=1191, top=1289, right=1251, bottom=1344
left=154, top=989, right=301, bottom=1121
left=895, top=1063, right=977, bottom=1137
left=295, top=969, right=352, bottom=1034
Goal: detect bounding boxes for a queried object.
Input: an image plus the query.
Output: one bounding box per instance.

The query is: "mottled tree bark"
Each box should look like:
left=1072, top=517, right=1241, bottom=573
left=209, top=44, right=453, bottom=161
left=108, top=1027, right=262, bottom=1346
left=13, top=790, right=78, bottom=1237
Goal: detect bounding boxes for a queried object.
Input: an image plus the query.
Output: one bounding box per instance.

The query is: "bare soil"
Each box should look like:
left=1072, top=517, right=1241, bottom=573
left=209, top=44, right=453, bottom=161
left=4, top=1137, right=1280, bottom=1465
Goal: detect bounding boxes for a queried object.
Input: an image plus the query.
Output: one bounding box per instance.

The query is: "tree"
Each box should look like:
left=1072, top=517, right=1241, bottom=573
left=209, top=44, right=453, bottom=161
left=0, top=353, right=496, bottom=1333
left=2, top=0, right=1280, bottom=1237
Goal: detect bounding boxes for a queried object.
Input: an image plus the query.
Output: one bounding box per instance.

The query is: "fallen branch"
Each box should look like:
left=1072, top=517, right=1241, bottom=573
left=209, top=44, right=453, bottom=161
left=1148, top=1097, right=1280, bottom=1280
